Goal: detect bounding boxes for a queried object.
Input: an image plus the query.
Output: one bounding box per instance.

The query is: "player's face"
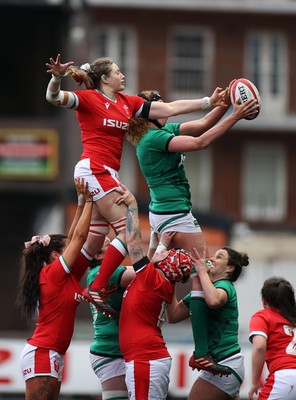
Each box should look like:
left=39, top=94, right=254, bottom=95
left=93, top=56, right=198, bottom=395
left=108, top=63, right=125, bottom=92
left=208, top=249, right=229, bottom=279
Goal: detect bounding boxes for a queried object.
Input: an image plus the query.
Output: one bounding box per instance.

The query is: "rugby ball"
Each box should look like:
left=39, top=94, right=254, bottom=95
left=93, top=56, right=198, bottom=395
left=230, top=78, right=261, bottom=120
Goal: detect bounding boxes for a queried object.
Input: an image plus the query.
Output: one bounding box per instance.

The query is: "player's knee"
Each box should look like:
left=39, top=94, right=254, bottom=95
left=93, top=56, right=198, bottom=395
left=89, top=220, right=110, bottom=237
left=110, top=217, right=126, bottom=235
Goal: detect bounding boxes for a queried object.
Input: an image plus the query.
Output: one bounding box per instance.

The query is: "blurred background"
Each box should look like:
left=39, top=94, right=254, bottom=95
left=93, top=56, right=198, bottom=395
left=0, top=0, right=296, bottom=398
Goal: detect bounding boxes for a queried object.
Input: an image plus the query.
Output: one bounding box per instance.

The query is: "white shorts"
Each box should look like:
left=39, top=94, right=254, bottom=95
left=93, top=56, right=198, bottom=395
left=89, top=353, right=126, bottom=384
left=149, top=211, right=201, bottom=234
left=74, top=158, right=121, bottom=201
left=20, top=343, right=64, bottom=382
left=199, top=352, right=244, bottom=397
left=258, top=369, right=296, bottom=399
left=125, top=357, right=171, bottom=400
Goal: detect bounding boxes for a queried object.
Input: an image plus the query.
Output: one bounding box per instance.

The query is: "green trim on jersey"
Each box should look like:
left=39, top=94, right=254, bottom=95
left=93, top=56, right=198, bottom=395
left=157, top=212, right=188, bottom=232
left=183, top=279, right=240, bottom=361
left=87, top=265, right=126, bottom=357
left=136, top=123, right=192, bottom=213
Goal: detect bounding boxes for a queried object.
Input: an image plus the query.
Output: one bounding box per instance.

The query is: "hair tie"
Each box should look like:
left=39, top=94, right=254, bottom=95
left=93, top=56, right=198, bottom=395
left=24, top=234, right=51, bottom=249
left=80, top=63, right=91, bottom=73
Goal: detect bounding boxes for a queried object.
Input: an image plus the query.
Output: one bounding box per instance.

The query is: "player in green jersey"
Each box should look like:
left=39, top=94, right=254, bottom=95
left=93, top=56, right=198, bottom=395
left=87, top=237, right=135, bottom=400
left=167, top=246, right=249, bottom=400
left=127, top=88, right=257, bottom=374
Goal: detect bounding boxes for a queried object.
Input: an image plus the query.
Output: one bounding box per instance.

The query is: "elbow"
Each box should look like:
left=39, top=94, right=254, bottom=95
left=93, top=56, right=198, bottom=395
left=207, top=299, right=222, bottom=309
left=194, top=140, right=208, bottom=151
left=45, top=95, right=57, bottom=106
left=196, top=120, right=209, bottom=133
left=199, top=142, right=208, bottom=150
left=254, top=344, right=266, bottom=354
left=76, top=232, right=88, bottom=245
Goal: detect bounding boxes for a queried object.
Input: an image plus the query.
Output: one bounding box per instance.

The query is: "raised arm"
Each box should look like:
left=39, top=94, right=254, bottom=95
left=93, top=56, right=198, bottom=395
left=68, top=182, right=86, bottom=241
left=115, top=185, right=146, bottom=265
left=191, top=247, right=228, bottom=309
left=45, top=54, right=77, bottom=108
left=168, top=98, right=258, bottom=153
left=148, top=87, right=227, bottom=119
left=179, top=104, right=231, bottom=137
left=62, top=178, right=93, bottom=268
left=166, top=291, right=190, bottom=323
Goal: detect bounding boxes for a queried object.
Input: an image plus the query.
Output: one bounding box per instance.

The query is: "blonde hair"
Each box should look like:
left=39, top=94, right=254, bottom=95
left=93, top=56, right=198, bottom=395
left=127, top=117, right=150, bottom=146
left=127, top=90, right=162, bottom=146
left=65, top=57, right=114, bottom=89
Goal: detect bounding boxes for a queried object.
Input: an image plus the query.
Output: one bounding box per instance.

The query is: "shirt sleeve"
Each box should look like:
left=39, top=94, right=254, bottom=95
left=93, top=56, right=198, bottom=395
left=182, top=293, right=191, bottom=308
left=249, top=310, right=269, bottom=343
left=147, top=123, right=180, bottom=152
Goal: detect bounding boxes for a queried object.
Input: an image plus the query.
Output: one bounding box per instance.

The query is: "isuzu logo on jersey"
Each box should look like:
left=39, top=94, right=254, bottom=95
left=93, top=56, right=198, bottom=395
left=103, top=118, right=129, bottom=130
left=74, top=293, right=83, bottom=302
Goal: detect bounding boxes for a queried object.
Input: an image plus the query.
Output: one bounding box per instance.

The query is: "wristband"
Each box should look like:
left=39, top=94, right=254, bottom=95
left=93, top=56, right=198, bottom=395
left=85, top=200, right=93, bottom=203
left=201, top=96, right=211, bottom=110
left=156, top=242, right=167, bottom=254
left=51, top=74, right=62, bottom=82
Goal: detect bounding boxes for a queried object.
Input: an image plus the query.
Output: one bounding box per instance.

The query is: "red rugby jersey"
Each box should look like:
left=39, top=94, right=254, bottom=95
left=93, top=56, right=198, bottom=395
left=74, top=90, right=145, bottom=171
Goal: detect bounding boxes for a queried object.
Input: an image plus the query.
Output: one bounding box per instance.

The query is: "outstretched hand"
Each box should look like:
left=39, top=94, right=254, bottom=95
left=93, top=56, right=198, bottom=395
left=210, top=87, right=229, bottom=108
left=115, top=184, right=136, bottom=206
left=223, top=80, right=237, bottom=106
left=46, top=53, right=74, bottom=77
left=248, top=384, right=260, bottom=400
left=190, top=247, right=211, bottom=275
left=232, top=98, right=258, bottom=121
left=160, top=231, right=176, bottom=249
left=74, top=177, right=92, bottom=204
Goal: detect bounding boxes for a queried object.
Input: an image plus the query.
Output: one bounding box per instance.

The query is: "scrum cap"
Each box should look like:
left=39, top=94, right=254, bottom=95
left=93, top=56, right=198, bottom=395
left=156, top=248, right=192, bottom=283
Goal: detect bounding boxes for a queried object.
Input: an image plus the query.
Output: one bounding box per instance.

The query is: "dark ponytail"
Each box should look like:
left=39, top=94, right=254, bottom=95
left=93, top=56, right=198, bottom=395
left=223, top=246, right=249, bottom=282
left=16, top=234, right=67, bottom=320
left=261, top=276, right=296, bottom=325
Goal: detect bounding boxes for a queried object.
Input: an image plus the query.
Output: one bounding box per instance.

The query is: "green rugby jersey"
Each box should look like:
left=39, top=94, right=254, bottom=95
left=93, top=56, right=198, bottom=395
left=136, top=123, right=192, bottom=214
left=87, top=265, right=126, bottom=357
left=184, top=279, right=240, bottom=361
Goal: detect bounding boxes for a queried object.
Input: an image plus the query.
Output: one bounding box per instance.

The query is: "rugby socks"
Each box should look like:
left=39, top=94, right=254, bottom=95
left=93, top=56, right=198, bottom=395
left=190, top=292, right=209, bottom=357
left=90, top=237, right=128, bottom=290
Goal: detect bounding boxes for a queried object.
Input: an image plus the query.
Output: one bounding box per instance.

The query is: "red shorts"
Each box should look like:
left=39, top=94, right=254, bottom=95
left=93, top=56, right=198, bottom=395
left=74, top=158, right=121, bottom=201
left=125, top=357, right=171, bottom=400
left=258, top=369, right=296, bottom=399
left=20, top=344, right=64, bottom=381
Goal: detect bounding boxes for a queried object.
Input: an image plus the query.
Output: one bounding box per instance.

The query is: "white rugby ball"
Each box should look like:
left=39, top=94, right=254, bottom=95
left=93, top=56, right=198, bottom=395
left=230, top=78, right=261, bottom=120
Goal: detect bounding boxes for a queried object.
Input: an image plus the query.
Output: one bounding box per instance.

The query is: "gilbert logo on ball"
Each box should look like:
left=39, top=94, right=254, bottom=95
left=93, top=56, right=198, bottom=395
left=230, top=78, right=261, bottom=120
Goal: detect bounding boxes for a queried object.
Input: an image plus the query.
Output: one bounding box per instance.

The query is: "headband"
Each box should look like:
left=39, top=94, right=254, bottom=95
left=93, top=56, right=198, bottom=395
left=80, top=63, right=91, bottom=73
left=24, top=235, right=51, bottom=249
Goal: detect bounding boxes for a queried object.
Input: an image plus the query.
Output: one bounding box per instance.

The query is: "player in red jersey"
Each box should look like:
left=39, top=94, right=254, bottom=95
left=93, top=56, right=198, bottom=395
left=45, top=54, right=227, bottom=316
left=114, top=184, right=192, bottom=399
left=248, top=276, right=296, bottom=400
left=17, top=178, right=93, bottom=400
